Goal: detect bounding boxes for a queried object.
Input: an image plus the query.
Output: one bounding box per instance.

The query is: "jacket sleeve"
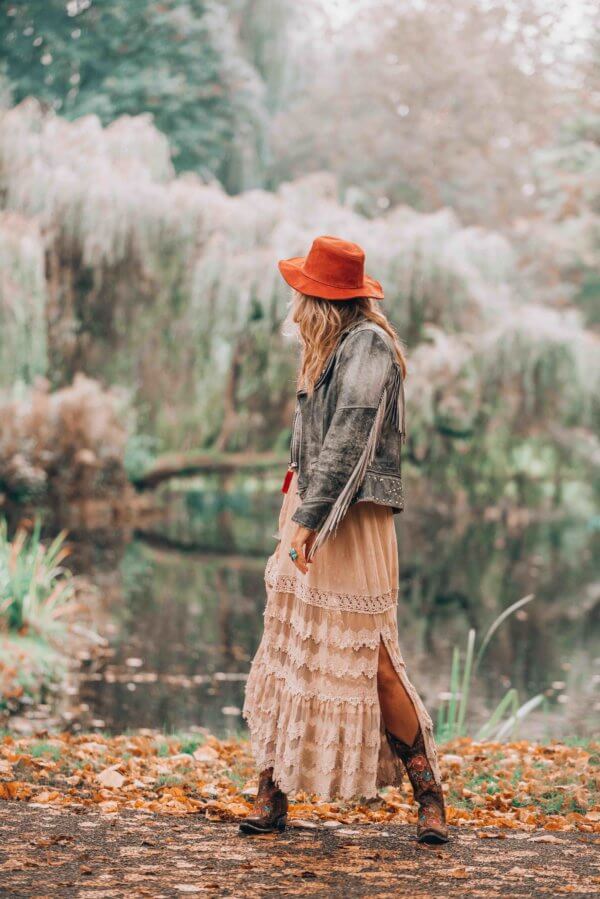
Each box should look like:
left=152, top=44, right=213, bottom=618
left=290, top=329, right=393, bottom=545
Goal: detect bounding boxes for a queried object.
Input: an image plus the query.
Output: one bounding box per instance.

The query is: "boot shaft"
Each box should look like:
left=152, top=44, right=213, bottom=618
left=386, top=726, right=449, bottom=844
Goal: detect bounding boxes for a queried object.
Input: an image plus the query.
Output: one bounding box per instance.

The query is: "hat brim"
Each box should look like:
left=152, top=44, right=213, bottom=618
left=278, top=257, right=384, bottom=301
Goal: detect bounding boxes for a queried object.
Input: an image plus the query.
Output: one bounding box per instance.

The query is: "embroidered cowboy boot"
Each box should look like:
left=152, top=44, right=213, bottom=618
left=239, top=768, right=288, bottom=835
left=386, top=726, right=449, bottom=844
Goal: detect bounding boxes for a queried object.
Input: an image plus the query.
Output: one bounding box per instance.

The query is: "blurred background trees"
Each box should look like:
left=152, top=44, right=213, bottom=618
left=1, top=0, right=267, bottom=189
left=271, top=0, right=570, bottom=225
left=0, top=0, right=598, bottom=515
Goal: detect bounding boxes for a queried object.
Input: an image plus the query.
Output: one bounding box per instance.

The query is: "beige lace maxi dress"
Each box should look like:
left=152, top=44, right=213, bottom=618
left=242, top=471, right=441, bottom=800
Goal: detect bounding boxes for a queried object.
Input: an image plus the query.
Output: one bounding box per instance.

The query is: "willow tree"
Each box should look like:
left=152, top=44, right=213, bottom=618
left=0, top=212, right=46, bottom=387
left=0, top=101, right=597, bottom=515
left=531, top=108, right=600, bottom=329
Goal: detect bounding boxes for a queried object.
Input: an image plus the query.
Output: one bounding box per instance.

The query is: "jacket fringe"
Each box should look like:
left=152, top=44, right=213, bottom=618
left=307, top=364, right=405, bottom=561
left=385, top=362, right=406, bottom=442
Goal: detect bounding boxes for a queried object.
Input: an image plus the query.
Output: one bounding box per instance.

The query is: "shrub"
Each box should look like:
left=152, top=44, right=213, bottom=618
left=0, top=519, right=75, bottom=639
left=0, top=374, right=129, bottom=504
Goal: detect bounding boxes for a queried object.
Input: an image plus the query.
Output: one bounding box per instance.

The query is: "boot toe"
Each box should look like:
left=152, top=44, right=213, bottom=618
left=417, top=827, right=449, bottom=845
left=239, top=815, right=287, bottom=835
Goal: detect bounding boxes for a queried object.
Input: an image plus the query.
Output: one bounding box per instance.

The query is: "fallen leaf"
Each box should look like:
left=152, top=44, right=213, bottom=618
left=0, top=781, right=32, bottom=800
left=289, top=819, right=318, bottom=830
left=442, top=754, right=464, bottom=767
left=448, top=866, right=469, bottom=879
left=97, top=766, right=125, bottom=789
left=192, top=747, right=219, bottom=763
left=34, top=790, right=60, bottom=803
left=99, top=800, right=119, bottom=813
left=529, top=834, right=563, bottom=844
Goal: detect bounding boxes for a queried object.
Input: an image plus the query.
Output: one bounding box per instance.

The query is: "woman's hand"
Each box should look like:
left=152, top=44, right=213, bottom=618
left=288, top=524, right=316, bottom=574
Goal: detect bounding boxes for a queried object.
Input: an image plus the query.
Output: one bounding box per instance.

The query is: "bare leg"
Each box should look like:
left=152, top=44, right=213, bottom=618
left=377, top=639, right=420, bottom=745
left=377, top=639, right=449, bottom=844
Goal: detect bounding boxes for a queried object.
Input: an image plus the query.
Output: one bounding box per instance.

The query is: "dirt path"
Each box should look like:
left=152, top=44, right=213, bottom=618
left=0, top=803, right=598, bottom=898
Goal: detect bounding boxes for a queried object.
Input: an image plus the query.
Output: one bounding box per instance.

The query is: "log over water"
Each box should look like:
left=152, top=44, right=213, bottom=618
left=133, top=451, right=288, bottom=489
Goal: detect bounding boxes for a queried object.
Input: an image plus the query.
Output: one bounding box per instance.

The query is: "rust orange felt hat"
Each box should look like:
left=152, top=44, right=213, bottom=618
left=278, top=235, right=384, bottom=301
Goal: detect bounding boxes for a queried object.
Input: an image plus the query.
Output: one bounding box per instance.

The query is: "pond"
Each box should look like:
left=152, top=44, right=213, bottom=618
left=69, top=475, right=600, bottom=741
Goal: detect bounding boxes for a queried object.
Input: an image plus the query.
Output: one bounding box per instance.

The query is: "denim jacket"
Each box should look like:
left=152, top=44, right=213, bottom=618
left=288, top=318, right=405, bottom=558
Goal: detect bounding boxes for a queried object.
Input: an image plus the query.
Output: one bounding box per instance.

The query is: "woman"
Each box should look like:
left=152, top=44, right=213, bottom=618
left=241, top=236, right=449, bottom=844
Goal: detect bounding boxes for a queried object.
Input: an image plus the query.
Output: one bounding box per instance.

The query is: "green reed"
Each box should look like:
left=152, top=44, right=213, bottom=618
left=435, top=593, right=545, bottom=742
left=0, top=518, right=75, bottom=639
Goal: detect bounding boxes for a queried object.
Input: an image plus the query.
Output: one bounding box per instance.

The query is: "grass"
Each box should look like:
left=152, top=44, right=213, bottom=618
left=0, top=520, right=80, bottom=717
left=224, top=765, right=248, bottom=790
left=155, top=774, right=184, bottom=788
left=152, top=734, right=206, bottom=757
left=447, top=777, right=592, bottom=816
left=531, top=791, right=589, bottom=816
left=0, top=518, right=75, bottom=640
left=561, top=736, right=596, bottom=750
left=178, top=737, right=204, bottom=755
left=29, top=741, right=62, bottom=761
left=435, top=592, right=546, bottom=743
left=510, top=765, right=523, bottom=786
left=0, top=633, right=64, bottom=712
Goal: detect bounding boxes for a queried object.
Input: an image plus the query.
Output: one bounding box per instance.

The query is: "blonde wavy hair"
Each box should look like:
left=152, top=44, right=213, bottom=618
left=291, top=290, right=407, bottom=394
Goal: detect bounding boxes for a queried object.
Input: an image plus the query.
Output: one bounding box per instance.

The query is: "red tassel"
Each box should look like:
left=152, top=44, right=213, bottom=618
left=281, top=467, right=294, bottom=494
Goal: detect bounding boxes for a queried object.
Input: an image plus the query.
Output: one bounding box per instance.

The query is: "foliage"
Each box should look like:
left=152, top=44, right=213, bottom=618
left=0, top=519, right=74, bottom=638
left=529, top=109, right=600, bottom=328
left=0, top=634, right=63, bottom=714
left=270, top=0, right=579, bottom=225
left=0, top=0, right=266, bottom=188
left=0, top=731, right=598, bottom=835
left=124, top=434, right=162, bottom=484
left=3, top=0, right=593, bottom=225
left=436, top=594, right=544, bottom=743
left=0, top=99, right=597, bottom=512
left=227, top=0, right=303, bottom=113
left=0, top=212, right=47, bottom=388
left=0, top=374, right=130, bottom=504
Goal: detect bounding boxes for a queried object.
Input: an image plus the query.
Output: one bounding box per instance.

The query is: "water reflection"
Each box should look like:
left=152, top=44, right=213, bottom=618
left=74, top=479, right=600, bottom=740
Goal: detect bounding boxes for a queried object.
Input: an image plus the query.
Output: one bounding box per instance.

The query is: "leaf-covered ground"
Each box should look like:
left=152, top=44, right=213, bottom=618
left=1, top=733, right=598, bottom=833
left=0, top=732, right=599, bottom=897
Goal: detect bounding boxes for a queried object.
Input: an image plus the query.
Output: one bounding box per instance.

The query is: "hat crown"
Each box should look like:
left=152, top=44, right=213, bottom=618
left=302, top=236, right=365, bottom=290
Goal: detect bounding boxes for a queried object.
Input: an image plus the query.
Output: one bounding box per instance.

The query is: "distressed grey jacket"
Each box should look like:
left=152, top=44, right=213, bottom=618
left=288, top=318, right=405, bottom=558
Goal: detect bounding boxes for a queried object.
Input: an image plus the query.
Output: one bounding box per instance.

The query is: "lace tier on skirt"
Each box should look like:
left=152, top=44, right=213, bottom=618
left=242, top=472, right=441, bottom=800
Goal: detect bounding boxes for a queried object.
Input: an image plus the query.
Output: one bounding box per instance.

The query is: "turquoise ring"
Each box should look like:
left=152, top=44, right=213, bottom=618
left=289, top=547, right=299, bottom=562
